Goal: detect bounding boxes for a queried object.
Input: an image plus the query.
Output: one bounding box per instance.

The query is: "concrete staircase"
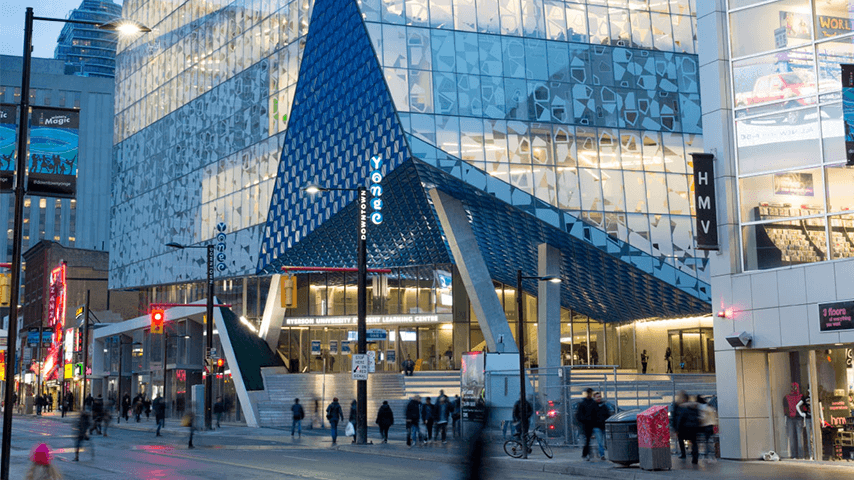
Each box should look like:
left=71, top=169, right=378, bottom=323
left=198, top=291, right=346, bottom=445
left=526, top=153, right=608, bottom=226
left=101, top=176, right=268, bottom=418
left=403, top=371, right=459, bottom=399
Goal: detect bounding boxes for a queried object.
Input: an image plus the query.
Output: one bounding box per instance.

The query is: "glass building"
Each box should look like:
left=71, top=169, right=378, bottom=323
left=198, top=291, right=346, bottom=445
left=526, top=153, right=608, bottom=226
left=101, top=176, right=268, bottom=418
left=54, top=0, right=122, bottom=78
left=112, top=0, right=713, bottom=392
left=703, top=0, right=854, bottom=462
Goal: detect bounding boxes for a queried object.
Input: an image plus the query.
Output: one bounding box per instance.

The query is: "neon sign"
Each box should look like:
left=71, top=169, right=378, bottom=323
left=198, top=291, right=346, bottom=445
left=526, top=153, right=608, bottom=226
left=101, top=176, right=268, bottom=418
left=43, top=263, right=66, bottom=380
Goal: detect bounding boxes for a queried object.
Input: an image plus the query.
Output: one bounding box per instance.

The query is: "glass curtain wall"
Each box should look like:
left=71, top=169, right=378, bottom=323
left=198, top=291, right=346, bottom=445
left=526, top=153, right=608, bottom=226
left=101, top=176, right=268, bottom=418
left=730, top=0, right=854, bottom=271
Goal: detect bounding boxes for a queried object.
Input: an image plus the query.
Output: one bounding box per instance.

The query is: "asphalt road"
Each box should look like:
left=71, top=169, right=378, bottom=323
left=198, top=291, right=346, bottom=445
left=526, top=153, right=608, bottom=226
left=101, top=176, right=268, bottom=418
left=5, top=416, right=568, bottom=480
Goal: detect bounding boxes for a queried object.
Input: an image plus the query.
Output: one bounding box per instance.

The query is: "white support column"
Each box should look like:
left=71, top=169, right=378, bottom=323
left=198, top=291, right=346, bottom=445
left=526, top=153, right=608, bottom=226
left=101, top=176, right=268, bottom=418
left=537, top=243, right=561, bottom=400
left=429, top=188, right=516, bottom=353
left=258, top=274, right=284, bottom=352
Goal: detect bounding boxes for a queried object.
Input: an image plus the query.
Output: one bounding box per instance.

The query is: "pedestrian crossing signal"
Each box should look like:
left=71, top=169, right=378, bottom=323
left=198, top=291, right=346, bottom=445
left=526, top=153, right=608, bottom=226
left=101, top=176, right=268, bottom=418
left=150, top=309, right=165, bottom=334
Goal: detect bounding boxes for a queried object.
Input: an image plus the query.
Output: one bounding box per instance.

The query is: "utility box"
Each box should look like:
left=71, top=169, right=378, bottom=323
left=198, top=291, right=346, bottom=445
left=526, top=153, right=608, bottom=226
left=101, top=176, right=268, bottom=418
left=606, top=410, right=639, bottom=466
left=638, top=405, right=672, bottom=471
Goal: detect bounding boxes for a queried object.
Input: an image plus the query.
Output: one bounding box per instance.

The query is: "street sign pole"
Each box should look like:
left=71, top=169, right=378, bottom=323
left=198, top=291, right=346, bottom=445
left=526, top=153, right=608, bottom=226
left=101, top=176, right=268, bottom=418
left=356, top=186, right=368, bottom=445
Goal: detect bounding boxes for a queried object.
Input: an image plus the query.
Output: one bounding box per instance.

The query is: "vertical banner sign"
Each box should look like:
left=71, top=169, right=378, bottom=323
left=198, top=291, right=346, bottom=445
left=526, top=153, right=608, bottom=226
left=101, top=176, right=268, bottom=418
left=43, top=263, right=67, bottom=380
left=369, top=155, right=384, bottom=225
left=691, top=153, right=719, bottom=250
left=215, top=222, right=228, bottom=273
left=842, top=64, right=854, bottom=166
left=0, top=104, right=16, bottom=191
left=28, top=107, right=79, bottom=197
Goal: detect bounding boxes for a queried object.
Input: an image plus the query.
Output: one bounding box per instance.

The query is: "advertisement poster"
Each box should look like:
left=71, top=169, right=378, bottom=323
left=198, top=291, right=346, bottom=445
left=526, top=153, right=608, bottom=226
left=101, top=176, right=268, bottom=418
left=819, top=301, right=854, bottom=332
left=461, top=352, right=486, bottom=423
left=773, top=172, right=814, bottom=196
left=329, top=341, right=338, bottom=354
left=386, top=349, right=395, bottom=365
left=843, top=64, right=854, bottom=165
left=310, top=340, right=321, bottom=356
left=28, top=107, right=78, bottom=197
left=0, top=104, right=15, bottom=191
left=341, top=341, right=351, bottom=354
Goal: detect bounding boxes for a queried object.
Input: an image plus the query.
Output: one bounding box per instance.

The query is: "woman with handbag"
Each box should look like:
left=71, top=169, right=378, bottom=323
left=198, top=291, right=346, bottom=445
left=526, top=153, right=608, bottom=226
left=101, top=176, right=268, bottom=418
left=348, top=400, right=358, bottom=443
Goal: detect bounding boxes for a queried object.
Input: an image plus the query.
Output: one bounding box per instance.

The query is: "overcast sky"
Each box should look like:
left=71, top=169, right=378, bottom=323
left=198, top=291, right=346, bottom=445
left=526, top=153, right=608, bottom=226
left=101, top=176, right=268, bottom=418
left=0, top=0, right=123, bottom=59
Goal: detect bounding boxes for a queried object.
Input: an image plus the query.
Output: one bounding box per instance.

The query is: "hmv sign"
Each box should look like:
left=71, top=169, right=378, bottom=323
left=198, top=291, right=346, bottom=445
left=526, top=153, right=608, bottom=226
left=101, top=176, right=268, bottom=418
left=691, top=153, right=719, bottom=251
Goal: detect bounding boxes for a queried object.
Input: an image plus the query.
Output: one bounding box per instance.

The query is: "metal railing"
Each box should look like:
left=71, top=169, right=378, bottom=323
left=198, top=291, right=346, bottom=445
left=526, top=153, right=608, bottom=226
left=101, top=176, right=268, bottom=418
left=486, top=365, right=716, bottom=446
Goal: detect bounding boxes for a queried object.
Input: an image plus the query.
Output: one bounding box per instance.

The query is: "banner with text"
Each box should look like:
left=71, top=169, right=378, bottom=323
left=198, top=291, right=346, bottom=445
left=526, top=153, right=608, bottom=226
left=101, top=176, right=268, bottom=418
left=843, top=64, right=854, bottom=165
left=691, top=153, right=719, bottom=250
left=28, top=107, right=78, bottom=197
left=0, top=104, right=17, bottom=191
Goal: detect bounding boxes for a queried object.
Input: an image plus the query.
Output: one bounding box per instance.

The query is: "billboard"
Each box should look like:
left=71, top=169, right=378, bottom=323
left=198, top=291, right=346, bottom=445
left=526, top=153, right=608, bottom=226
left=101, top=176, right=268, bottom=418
left=843, top=64, right=854, bottom=166
left=0, top=104, right=16, bottom=191
left=28, top=107, right=78, bottom=197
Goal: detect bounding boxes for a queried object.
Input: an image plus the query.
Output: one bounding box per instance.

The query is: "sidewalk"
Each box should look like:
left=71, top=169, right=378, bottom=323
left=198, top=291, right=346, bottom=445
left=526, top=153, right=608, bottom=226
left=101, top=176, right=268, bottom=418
left=22, top=412, right=854, bottom=479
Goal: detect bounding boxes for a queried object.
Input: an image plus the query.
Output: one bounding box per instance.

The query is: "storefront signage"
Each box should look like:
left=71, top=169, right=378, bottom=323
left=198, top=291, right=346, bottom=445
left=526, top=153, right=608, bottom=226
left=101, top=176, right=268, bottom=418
left=215, top=222, right=228, bottom=273
left=284, top=314, right=450, bottom=326
left=329, top=341, right=338, bottom=354
left=819, top=300, right=854, bottom=331
left=691, top=153, right=719, bottom=250
left=27, top=328, right=40, bottom=347
left=780, top=12, right=853, bottom=39
left=773, top=172, right=814, bottom=196
left=842, top=64, right=854, bottom=166
left=43, top=263, right=66, bottom=380
left=310, top=340, right=321, bottom=356
left=28, top=107, right=79, bottom=198
left=0, top=103, right=16, bottom=191
left=341, top=341, right=351, bottom=354
left=369, top=155, right=383, bottom=225
left=461, top=352, right=486, bottom=423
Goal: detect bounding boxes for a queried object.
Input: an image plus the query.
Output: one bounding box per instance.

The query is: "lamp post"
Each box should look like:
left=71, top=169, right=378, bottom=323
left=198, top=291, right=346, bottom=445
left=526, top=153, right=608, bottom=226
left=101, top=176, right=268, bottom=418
left=166, top=242, right=215, bottom=430
left=0, top=10, right=148, bottom=479
left=304, top=185, right=369, bottom=445
left=516, top=270, right=561, bottom=459
left=115, top=339, right=141, bottom=424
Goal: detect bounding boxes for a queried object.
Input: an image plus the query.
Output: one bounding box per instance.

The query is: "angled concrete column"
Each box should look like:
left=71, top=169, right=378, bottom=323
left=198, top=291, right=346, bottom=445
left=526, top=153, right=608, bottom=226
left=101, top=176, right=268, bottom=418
left=429, top=188, right=516, bottom=353
left=537, top=243, right=561, bottom=400
left=258, top=274, right=285, bottom=352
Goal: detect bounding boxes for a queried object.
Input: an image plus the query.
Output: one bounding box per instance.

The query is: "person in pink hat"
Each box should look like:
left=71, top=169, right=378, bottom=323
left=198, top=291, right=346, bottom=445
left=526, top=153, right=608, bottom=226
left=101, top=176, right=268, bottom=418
left=27, top=443, right=62, bottom=480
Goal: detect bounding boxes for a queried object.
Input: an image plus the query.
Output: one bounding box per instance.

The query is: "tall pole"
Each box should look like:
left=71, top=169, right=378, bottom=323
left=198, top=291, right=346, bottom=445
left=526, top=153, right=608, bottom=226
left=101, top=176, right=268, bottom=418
left=163, top=332, right=168, bottom=418
left=356, top=186, right=367, bottom=444
left=205, top=244, right=214, bottom=430
left=117, top=338, right=123, bottom=423
left=1, top=9, right=33, bottom=478
left=516, top=269, right=528, bottom=459
left=82, top=290, right=90, bottom=405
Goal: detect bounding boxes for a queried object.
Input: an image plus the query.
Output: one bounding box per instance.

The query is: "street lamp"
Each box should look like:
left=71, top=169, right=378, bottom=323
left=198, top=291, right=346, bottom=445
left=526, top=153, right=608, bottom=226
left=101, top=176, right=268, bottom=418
left=516, top=270, right=561, bottom=459
left=304, top=184, right=370, bottom=445
left=115, top=339, right=141, bottom=424
left=0, top=10, right=148, bottom=480
left=166, top=241, right=215, bottom=430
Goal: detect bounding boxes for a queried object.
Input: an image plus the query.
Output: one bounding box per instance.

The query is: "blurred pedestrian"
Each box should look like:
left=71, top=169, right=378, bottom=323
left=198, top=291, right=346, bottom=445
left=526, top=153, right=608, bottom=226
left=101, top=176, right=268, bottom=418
left=405, top=395, right=422, bottom=447
left=593, top=392, right=613, bottom=460
left=512, top=396, right=533, bottom=437
left=144, top=397, right=151, bottom=420
left=435, top=395, right=450, bottom=443
left=375, top=400, right=394, bottom=443
left=462, top=402, right=489, bottom=480
left=402, top=356, right=415, bottom=376
left=576, top=388, right=596, bottom=461
left=153, top=394, right=166, bottom=437
left=349, top=400, right=358, bottom=443
left=27, top=443, right=61, bottom=480
left=291, top=398, right=304, bottom=437
left=35, top=393, right=43, bottom=416
left=677, top=392, right=701, bottom=464
left=214, top=397, right=224, bottom=428
left=326, top=398, right=344, bottom=445
left=121, top=394, right=131, bottom=422
left=422, top=397, right=434, bottom=443
left=452, top=395, right=461, bottom=438
left=640, top=350, right=649, bottom=374
left=697, top=395, right=718, bottom=461
left=46, top=394, right=53, bottom=413
left=73, top=411, right=92, bottom=461
left=89, top=395, right=104, bottom=436
left=182, top=409, right=195, bottom=448
left=671, top=391, right=687, bottom=458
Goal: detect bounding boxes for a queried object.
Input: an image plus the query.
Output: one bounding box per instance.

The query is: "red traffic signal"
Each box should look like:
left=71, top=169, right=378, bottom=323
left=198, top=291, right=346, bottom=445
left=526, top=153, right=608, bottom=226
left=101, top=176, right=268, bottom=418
left=150, top=309, right=165, bottom=334
left=216, top=358, right=224, bottom=368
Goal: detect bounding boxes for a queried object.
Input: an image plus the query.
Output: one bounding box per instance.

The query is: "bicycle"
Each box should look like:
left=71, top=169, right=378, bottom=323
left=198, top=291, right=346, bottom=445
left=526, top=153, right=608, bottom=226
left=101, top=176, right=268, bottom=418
left=503, top=426, right=553, bottom=459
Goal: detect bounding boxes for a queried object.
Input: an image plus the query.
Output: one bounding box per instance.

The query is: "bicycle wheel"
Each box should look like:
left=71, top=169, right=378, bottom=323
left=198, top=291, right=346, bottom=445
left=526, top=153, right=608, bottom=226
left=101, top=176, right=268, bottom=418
left=504, top=439, right=524, bottom=458
left=537, top=436, right=553, bottom=458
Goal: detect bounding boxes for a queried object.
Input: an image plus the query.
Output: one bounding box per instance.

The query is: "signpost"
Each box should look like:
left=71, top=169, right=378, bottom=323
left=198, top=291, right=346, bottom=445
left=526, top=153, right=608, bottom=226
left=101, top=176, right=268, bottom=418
left=352, top=354, right=368, bottom=380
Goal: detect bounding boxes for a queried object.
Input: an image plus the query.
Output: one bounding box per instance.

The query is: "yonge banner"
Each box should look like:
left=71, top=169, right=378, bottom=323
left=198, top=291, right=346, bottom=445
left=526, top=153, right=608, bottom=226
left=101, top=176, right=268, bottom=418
left=0, top=104, right=16, bottom=191
left=28, top=107, right=78, bottom=197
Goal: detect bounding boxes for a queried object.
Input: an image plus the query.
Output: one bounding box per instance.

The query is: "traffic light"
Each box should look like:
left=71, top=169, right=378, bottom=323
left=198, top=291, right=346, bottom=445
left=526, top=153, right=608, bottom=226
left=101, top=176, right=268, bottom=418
left=0, top=273, right=10, bottom=307
left=280, top=274, right=297, bottom=308
left=150, top=309, right=165, bottom=334
left=216, top=358, right=224, bottom=369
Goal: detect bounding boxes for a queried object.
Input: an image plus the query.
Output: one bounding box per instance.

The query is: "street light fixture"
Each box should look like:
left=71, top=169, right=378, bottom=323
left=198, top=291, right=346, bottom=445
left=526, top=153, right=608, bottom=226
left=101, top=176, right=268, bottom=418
left=0, top=11, right=149, bottom=479
left=166, top=241, right=215, bottom=431
left=303, top=184, right=370, bottom=445
left=116, top=339, right=141, bottom=424
left=516, top=269, right=562, bottom=459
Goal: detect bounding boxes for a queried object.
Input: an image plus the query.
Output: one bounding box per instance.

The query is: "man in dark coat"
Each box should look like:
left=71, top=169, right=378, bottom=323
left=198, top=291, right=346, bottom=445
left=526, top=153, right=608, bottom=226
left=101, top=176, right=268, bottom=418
left=121, top=393, right=131, bottom=422
left=575, top=388, right=596, bottom=460
left=592, top=392, right=613, bottom=460
left=405, top=395, right=422, bottom=447
left=375, top=400, right=394, bottom=443
left=512, top=397, right=533, bottom=437
left=325, top=397, right=344, bottom=445
left=153, top=394, right=166, bottom=436
left=291, top=398, right=304, bottom=437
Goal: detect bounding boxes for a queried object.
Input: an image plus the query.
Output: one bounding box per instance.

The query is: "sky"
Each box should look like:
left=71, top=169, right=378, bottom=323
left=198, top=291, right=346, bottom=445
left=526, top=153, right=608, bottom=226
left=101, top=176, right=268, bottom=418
left=0, top=0, right=122, bottom=59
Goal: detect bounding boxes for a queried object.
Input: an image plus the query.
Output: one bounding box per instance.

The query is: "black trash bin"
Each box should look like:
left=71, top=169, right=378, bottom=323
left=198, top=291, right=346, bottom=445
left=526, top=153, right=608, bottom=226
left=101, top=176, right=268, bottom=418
left=605, top=410, right=640, bottom=466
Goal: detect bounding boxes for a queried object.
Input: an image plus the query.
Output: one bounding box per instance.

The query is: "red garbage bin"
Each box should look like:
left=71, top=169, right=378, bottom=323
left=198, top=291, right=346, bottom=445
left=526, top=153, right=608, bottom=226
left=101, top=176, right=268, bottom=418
left=638, top=405, right=671, bottom=471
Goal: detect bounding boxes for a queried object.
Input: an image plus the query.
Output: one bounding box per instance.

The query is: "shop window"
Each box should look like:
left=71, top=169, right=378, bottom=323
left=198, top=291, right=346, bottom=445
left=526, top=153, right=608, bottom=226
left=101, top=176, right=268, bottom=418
left=730, top=0, right=812, bottom=58
left=739, top=167, right=825, bottom=222
left=743, top=217, right=828, bottom=270
left=735, top=109, right=821, bottom=176
left=826, top=163, right=854, bottom=214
